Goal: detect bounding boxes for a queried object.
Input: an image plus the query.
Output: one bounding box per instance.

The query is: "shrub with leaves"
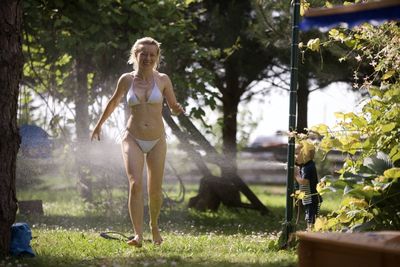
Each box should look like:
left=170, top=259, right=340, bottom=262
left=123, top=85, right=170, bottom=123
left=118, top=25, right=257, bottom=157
left=304, top=21, right=400, bottom=231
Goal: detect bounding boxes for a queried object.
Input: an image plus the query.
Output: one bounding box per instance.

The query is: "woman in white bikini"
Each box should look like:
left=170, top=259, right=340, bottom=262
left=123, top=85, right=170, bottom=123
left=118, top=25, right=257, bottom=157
left=91, top=37, right=184, bottom=247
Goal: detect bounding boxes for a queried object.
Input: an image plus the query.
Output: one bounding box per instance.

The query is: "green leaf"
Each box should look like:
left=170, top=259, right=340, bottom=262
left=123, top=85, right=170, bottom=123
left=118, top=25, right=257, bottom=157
left=384, top=168, right=400, bottom=179
left=351, top=116, right=367, bottom=128
left=307, top=38, right=320, bottom=52
left=329, top=29, right=340, bottom=38
left=310, top=123, right=329, bottom=135
left=382, top=70, right=395, bottom=80
left=332, top=179, right=348, bottom=190
left=55, top=54, right=71, bottom=66
left=383, top=86, right=400, bottom=99
left=381, top=122, right=396, bottom=133
left=325, top=1, right=333, bottom=8
left=337, top=212, right=352, bottom=223
left=344, top=39, right=356, bottom=48
left=368, top=86, right=383, bottom=98
left=319, top=138, right=336, bottom=151
left=185, top=0, right=197, bottom=6
left=389, top=146, right=400, bottom=163
left=300, top=1, right=310, bottom=16
left=314, top=217, right=328, bottom=231
left=333, top=112, right=345, bottom=120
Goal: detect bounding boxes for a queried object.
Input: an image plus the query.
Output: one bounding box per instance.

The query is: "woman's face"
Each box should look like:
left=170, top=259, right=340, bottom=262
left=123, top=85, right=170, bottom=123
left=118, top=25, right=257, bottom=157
left=136, top=44, right=158, bottom=69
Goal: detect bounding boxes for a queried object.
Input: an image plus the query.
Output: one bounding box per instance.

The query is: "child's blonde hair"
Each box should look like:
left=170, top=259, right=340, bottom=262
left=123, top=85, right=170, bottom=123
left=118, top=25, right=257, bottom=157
left=297, top=140, right=315, bottom=162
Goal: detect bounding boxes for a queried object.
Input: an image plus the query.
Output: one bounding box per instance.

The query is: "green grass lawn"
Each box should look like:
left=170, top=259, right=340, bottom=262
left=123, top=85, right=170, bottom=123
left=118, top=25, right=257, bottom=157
left=7, top=175, right=340, bottom=267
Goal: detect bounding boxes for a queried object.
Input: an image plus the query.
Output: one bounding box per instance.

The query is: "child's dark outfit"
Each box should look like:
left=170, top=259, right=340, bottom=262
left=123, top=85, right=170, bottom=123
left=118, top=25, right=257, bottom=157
left=299, top=160, right=322, bottom=224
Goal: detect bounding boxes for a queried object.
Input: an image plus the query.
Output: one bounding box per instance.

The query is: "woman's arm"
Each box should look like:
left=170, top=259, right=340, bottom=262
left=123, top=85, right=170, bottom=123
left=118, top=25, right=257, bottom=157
left=91, top=74, right=131, bottom=141
left=161, top=74, right=184, bottom=116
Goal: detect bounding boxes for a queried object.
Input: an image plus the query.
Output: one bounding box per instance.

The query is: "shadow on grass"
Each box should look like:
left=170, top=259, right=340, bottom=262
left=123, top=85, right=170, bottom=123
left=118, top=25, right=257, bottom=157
left=17, top=203, right=288, bottom=236
left=17, top=213, right=131, bottom=232
left=18, top=254, right=296, bottom=267
left=161, top=205, right=287, bottom=235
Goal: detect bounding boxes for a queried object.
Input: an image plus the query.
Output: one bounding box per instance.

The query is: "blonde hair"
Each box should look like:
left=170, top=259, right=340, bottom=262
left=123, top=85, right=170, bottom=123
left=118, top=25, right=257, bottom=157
left=128, top=37, right=161, bottom=70
left=297, top=140, right=315, bottom=162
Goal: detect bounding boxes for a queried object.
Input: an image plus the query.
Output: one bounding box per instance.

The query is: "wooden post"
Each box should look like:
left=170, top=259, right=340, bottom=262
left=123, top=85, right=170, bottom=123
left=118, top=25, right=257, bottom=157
left=282, top=0, right=300, bottom=248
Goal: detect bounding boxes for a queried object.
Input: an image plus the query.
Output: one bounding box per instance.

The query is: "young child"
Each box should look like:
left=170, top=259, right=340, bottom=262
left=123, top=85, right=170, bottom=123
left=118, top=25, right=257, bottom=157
left=294, top=140, right=322, bottom=231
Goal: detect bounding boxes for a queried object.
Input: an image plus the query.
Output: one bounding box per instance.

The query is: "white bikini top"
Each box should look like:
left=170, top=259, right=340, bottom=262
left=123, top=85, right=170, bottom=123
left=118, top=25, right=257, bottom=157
left=127, top=78, right=163, bottom=107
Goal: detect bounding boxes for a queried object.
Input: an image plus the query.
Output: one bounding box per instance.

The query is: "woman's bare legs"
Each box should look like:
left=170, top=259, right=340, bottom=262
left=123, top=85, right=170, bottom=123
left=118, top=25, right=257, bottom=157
left=146, top=137, right=166, bottom=245
left=121, top=132, right=145, bottom=247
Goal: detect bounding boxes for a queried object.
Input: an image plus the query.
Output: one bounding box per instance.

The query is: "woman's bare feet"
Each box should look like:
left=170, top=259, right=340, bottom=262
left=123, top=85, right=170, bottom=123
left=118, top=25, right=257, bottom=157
left=127, top=235, right=143, bottom=248
left=151, top=227, right=163, bottom=245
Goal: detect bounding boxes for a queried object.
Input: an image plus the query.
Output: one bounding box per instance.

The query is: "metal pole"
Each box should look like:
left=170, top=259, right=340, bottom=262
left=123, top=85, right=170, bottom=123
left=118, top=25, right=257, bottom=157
left=282, top=0, right=300, bottom=247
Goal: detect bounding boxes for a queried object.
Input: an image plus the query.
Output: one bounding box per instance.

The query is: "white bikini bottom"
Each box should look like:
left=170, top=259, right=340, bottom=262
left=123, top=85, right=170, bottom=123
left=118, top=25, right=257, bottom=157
left=125, top=129, right=160, bottom=153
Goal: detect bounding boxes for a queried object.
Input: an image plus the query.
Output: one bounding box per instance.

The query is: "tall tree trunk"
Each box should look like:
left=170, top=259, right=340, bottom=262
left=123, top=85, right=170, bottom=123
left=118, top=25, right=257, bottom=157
left=221, top=64, right=241, bottom=177
left=297, top=70, right=309, bottom=133
left=74, top=58, right=92, bottom=201
left=0, top=0, right=23, bottom=256
left=221, top=96, right=239, bottom=176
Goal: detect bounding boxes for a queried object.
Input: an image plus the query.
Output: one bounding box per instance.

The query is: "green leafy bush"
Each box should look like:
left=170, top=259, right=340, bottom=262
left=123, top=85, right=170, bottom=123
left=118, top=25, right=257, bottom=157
left=305, top=21, right=400, bottom=231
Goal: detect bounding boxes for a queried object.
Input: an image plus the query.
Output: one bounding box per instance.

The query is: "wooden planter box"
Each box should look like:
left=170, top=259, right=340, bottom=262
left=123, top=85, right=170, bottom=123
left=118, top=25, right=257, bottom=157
left=297, top=231, right=400, bottom=267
